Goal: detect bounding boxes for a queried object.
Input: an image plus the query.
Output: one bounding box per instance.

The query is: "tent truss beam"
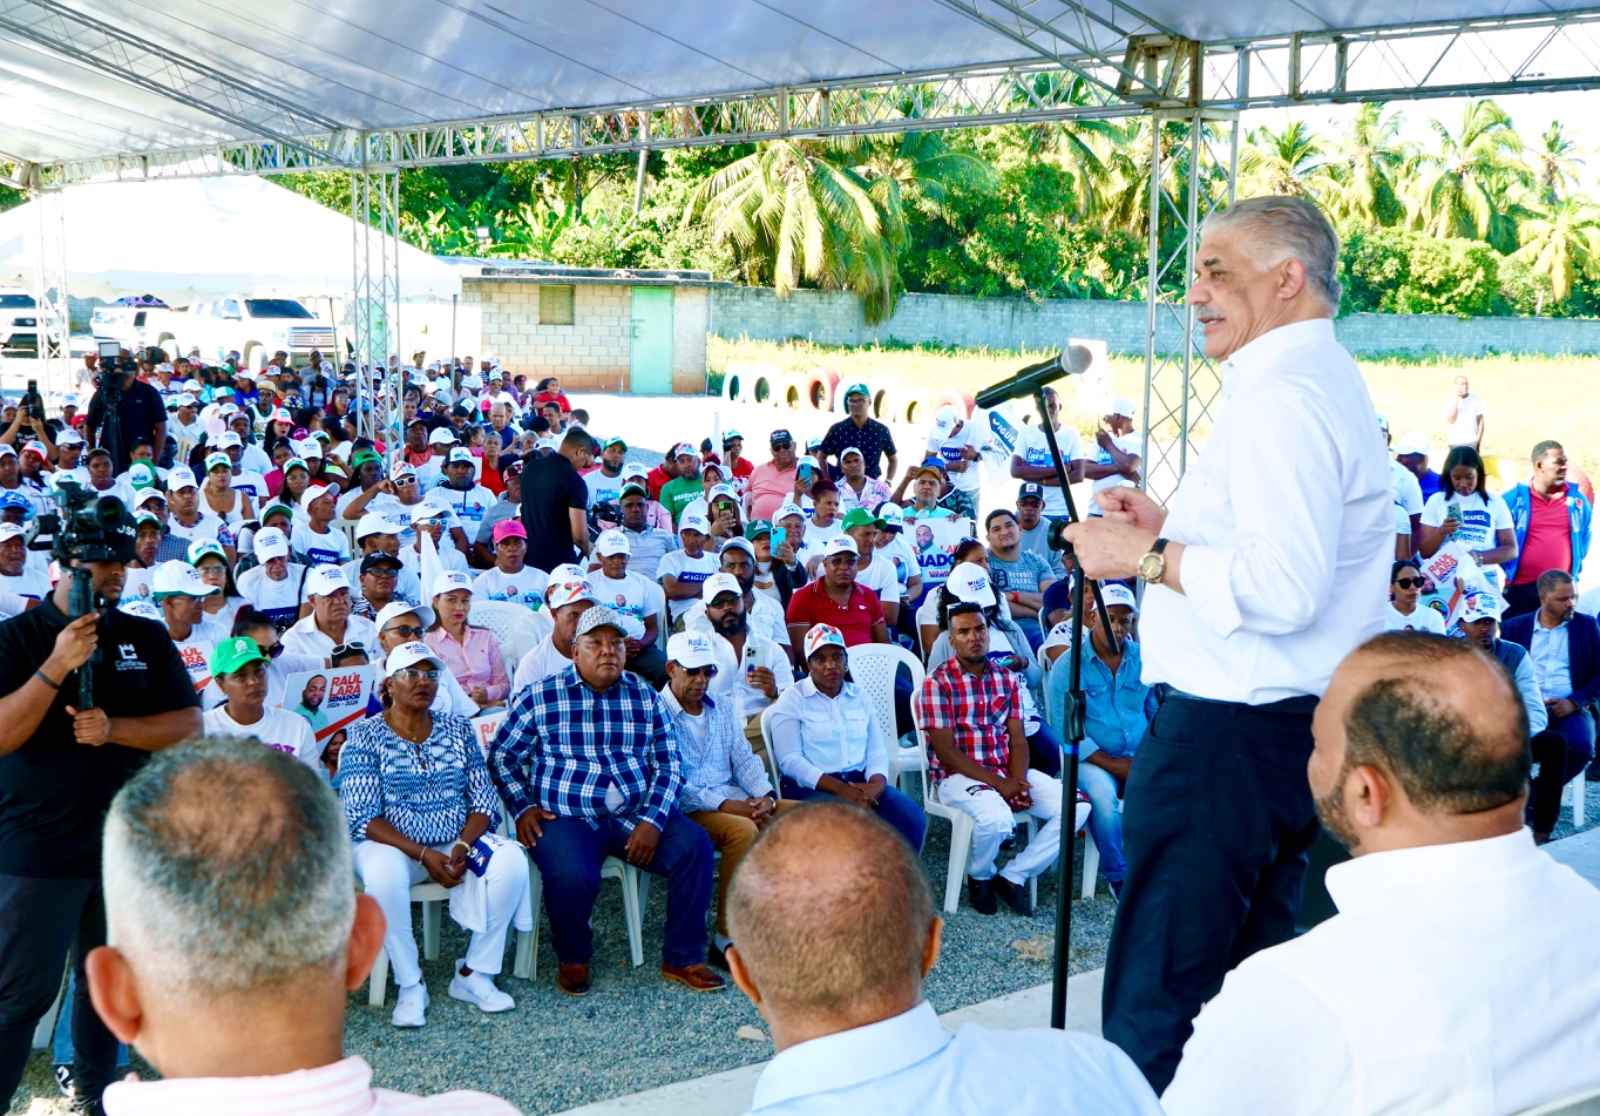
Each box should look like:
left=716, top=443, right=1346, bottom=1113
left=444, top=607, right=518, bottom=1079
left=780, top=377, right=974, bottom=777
left=28, top=7, right=1600, bottom=186
left=0, top=0, right=353, bottom=169
left=350, top=169, right=401, bottom=446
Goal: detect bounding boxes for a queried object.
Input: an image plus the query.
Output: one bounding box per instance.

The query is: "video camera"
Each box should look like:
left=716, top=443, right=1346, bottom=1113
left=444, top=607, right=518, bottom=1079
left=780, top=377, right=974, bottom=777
left=20, top=379, right=45, bottom=424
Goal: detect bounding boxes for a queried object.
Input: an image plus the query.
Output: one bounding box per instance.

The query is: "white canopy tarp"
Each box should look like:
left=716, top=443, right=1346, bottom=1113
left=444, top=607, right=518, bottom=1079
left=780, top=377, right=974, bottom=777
left=0, top=175, right=460, bottom=302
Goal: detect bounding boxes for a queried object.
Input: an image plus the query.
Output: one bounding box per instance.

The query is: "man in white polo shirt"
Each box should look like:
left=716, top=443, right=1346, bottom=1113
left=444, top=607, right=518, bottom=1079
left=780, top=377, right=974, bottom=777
left=281, top=565, right=379, bottom=661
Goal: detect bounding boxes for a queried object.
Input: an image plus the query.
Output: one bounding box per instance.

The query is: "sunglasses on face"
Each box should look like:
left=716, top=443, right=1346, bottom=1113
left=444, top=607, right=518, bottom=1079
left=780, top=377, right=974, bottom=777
left=1393, top=577, right=1425, bottom=590
left=394, top=475, right=417, bottom=487
left=383, top=623, right=426, bottom=640
left=680, top=664, right=719, bottom=678
left=255, top=641, right=285, bottom=660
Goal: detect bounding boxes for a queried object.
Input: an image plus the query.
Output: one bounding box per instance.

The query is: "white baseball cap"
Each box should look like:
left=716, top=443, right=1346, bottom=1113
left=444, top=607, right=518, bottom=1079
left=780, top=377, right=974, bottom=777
left=702, top=572, right=743, bottom=605
left=594, top=528, right=632, bottom=557
left=55, top=429, right=83, bottom=447
left=946, top=562, right=997, bottom=607
left=622, top=462, right=649, bottom=481
left=385, top=640, right=444, bottom=677
left=300, top=483, right=334, bottom=508
left=1395, top=431, right=1434, bottom=459
left=1108, top=395, right=1138, bottom=419
left=0, top=522, right=24, bottom=544
left=133, top=488, right=167, bottom=510
left=252, top=526, right=289, bottom=560
left=679, top=514, right=711, bottom=536
left=375, top=599, right=435, bottom=632
left=427, top=428, right=459, bottom=446
left=802, top=623, right=847, bottom=660
left=667, top=630, right=718, bottom=670
left=446, top=446, right=475, bottom=465
left=822, top=535, right=859, bottom=559
left=431, top=570, right=473, bottom=598
left=720, top=536, right=756, bottom=559
left=706, top=483, right=738, bottom=505
left=1460, top=591, right=1506, bottom=625
left=355, top=511, right=401, bottom=540
left=305, top=565, right=351, bottom=598
left=1097, top=582, right=1140, bottom=614
left=166, top=465, right=198, bottom=491
left=775, top=502, right=805, bottom=523
left=409, top=502, right=447, bottom=524
left=152, top=560, right=219, bottom=598
left=546, top=577, right=598, bottom=610
left=215, top=431, right=243, bottom=450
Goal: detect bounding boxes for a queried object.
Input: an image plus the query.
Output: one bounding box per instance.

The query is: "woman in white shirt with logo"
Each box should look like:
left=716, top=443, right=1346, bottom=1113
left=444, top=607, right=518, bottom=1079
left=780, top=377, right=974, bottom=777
left=1418, top=446, right=1516, bottom=589
left=1385, top=559, right=1447, bottom=634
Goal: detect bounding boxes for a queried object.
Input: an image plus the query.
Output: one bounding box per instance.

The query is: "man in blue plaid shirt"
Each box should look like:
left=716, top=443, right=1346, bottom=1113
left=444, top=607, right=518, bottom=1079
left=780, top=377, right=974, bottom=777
left=489, top=605, right=723, bottom=997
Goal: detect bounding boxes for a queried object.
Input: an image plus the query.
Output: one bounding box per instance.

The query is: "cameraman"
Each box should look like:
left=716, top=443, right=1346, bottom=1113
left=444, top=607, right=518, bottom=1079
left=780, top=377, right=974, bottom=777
left=83, top=349, right=166, bottom=475
left=0, top=504, right=202, bottom=1113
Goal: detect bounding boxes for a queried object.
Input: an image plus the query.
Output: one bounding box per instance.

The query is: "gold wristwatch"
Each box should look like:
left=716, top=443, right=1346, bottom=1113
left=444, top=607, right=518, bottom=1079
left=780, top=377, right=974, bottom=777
left=1138, top=538, right=1169, bottom=585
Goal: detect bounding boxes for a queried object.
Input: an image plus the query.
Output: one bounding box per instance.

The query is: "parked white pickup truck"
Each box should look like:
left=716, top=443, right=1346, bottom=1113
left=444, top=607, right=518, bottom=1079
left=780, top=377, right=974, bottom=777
left=0, top=287, right=65, bottom=355
left=170, top=296, right=337, bottom=371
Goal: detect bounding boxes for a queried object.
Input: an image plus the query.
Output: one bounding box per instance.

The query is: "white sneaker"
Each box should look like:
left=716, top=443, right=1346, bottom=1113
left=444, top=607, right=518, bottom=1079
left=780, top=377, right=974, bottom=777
left=448, top=961, right=515, bottom=1013
left=390, top=981, right=429, bottom=1028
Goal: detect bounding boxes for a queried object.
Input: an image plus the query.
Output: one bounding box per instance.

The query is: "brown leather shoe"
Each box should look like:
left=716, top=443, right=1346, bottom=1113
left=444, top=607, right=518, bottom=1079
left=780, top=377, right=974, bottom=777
left=557, top=963, right=591, bottom=997
left=661, top=962, right=727, bottom=992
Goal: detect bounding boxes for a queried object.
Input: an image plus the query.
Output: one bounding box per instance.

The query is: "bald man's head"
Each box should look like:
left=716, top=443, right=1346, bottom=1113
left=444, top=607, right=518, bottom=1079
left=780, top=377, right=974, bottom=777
left=727, top=803, right=935, bottom=1028
left=1310, top=633, right=1530, bottom=853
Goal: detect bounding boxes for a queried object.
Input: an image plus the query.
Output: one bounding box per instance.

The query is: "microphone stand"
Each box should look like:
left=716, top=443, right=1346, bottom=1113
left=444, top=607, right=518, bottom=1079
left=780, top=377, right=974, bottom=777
left=1028, top=385, right=1118, bottom=1030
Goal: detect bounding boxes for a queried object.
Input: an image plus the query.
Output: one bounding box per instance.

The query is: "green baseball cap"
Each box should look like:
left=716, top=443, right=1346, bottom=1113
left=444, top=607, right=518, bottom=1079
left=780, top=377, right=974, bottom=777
left=843, top=381, right=871, bottom=399
left=259, top=502, right=294, bottom=523
left=744, top=519, right=773, bottom=540
left=210, top=636, right=267, bottom=678
left=841, top=507, right=883, bottom=531
left=601, top=436, right=626, bottom=451
left=351, top=448, right=383, bottom=470
left=620, top=482, right=648, bottom=499
left=127, top=462, right=157, bottom=490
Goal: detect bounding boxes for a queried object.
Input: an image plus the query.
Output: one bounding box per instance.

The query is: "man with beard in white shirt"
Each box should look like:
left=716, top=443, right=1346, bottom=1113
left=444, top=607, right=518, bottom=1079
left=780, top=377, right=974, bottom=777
left=691, top=572, right=792, bottom=755
left=685, top=538, right=791, bottom=656
left=1164, top=632, right=1600, bottom=1115
left=510, top=578, right=597, bottom=695
left=424, top=447, right=497, bottom=538
left=154, top=560, right=228, bottom=701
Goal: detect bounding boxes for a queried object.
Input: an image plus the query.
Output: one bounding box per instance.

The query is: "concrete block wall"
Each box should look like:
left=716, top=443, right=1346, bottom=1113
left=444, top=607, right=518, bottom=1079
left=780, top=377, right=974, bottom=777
left=467, top=281, right=633, bottom=392
left=672, top=287, right=709, bottom=394
left=710, top=286, right=1600, bottom=358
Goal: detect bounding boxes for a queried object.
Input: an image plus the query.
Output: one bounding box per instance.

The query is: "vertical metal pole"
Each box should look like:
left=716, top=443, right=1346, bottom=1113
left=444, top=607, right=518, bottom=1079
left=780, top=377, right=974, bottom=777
left=1178, top=114, right=1203, bottom=479
left=1138, top=113, right=1161, bottom=496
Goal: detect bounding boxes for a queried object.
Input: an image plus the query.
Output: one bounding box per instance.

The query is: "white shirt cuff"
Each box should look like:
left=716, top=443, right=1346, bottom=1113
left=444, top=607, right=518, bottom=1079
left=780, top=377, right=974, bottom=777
left=1177, top=544, right=1243, bottom=639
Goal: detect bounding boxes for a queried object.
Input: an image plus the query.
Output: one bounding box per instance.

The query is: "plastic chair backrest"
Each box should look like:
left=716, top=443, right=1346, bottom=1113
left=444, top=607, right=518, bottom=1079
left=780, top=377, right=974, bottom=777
left=469, top=600, right=530, bottom=666
left=846, top=643, right=923, bottom=745
left=510, top=606, right=552, bottom=663
left=645, top=580, right=668, bottom=651
left=759, top=704, right=784, bottom=792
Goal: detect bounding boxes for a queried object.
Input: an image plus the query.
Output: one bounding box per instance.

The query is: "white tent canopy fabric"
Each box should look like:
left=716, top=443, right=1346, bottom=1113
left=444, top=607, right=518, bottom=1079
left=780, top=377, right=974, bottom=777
left=0, top=175, right=460, bottom=301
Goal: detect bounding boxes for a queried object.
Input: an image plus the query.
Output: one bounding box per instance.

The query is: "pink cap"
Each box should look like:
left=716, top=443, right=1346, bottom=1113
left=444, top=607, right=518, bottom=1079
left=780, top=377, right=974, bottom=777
left=492, top=520, right=527, bottom=543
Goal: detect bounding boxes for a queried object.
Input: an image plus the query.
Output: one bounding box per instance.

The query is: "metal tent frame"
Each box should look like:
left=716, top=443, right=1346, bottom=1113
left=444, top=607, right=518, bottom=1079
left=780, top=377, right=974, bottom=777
left=8, top=1, right=1599, bottom=486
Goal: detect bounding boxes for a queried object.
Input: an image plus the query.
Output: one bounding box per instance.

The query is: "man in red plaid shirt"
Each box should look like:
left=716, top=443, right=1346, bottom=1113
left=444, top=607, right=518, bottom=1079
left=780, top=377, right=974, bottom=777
left=917, top=598, right=1064, bottom=917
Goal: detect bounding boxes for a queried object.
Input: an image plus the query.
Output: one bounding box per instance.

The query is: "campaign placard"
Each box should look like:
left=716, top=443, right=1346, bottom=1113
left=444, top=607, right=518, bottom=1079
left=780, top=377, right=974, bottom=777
left=907, top=514, right=974, bottom=587
left=280, top=666, right=374, bottom=742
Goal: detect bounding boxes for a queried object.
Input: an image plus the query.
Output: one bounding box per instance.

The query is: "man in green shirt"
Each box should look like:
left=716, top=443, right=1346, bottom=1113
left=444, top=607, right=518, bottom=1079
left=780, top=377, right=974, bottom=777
left=658, top=444, right=704, bottom=527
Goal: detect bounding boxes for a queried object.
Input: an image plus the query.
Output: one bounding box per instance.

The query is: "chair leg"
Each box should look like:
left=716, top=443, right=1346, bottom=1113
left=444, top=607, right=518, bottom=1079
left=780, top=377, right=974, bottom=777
left=944, top=816, right=973, bottom=916
left=368, top=948, right=389, bottom=1007
left=620, top=865, right=645, bottom=969
left=1576, top=776, right=1586, bottom=828
left=421, top=900, right=441, bottom=961
left=514, top=862, right=542, bottom=981
left=1081, top=837, right=1100, bottom=900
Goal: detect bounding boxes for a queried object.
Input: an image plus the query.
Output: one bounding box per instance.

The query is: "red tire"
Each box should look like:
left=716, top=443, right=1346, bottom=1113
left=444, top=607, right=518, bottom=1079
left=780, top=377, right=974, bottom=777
left=931, top=389, right=976, bottom=421
left=803, top=368, right=840, bottom=412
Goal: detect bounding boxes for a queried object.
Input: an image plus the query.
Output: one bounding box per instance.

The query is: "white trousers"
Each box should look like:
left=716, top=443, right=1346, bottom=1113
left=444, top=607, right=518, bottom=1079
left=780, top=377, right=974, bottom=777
left=937, top=769, right=1063, bottom=885
left=352, top=839, right=527, bottom=987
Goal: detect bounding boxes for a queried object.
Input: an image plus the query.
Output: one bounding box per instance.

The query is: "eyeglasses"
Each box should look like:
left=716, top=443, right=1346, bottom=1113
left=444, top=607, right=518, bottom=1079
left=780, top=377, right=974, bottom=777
left=679, top=665, right=719, bottom=677
left=255, top=641, right=285, bottom=660
left=396, top=667, right=440, bottom=681
left=331, top=641, right=366, bottom=657
left=364, top=567, right=399, bottom=579
left=383, top=623, right=426, bottom=639
left=1393, top=577, right=1425, bottom=590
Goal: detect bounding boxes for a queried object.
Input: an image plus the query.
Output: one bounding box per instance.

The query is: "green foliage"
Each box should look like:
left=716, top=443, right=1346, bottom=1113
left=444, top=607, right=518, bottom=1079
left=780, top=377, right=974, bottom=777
left=1341, top=227, right=1501, bottom=317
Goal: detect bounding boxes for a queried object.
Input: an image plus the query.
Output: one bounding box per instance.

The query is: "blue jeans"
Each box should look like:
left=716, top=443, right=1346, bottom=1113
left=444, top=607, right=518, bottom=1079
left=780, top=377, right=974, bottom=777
left=1078, top=759, right=1128, bottom=883
left=529, top=808, right=714, bottom=969
left=1027, top=721, right=1062, bottom=777
left=779, top=771, right=927, bottom=852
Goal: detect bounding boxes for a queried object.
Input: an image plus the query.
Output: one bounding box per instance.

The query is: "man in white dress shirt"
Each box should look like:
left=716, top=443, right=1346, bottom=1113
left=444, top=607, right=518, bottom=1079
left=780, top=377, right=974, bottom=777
left=1163, top=632, right=1600, bottom=1115
left=729, top=802, right=1162, bottom=1115
left=87, top=737, right=519, bottom=1115
left=1066, top=195, right=1393, bottom=1090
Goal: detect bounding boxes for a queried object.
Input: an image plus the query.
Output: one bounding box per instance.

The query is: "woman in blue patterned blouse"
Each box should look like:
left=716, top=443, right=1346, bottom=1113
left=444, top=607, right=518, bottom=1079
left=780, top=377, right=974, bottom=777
left=339, top=641, right=529, bottom=1030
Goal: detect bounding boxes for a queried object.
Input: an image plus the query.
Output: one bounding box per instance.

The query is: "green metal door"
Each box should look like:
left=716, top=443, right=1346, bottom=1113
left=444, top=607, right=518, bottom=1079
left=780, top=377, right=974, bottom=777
left=629, top=287, right=674, bottom=394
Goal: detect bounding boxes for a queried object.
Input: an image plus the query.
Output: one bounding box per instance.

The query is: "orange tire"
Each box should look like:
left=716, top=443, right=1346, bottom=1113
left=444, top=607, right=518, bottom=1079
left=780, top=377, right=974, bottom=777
left=803, top=368, right=840, bottom=412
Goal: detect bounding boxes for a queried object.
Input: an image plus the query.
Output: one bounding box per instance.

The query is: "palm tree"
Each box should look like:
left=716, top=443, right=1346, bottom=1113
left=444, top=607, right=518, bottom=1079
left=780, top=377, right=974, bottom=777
left=1531, top=122, right=1584, bottom=206
left=1324, top=102, right=1408, bottom=226
left=1513, top=194, right=1600, bottom=304
left=1406, top=98, right=1528, bottom=250
left=1238, top=119, right=1335, bottom=200
left=684, top=140, right=899, bottom=322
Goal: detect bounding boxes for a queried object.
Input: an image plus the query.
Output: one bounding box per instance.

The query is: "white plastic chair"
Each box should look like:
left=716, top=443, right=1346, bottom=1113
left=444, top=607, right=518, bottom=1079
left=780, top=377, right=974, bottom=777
left=644, top=580, right=668, bottom=652
left=516, top=854, right=651, bottom=976
left=759, top=705, right=785, bottom=793
left=511, top=605, right=553, bottom=662
left=1564, top=774, right=1586, bottom=828
left=365, top=879, right=452, bottom=1007
left=468, top=600, right=533, bottom=667
left=846, top=643, right=924, bottom=795
left=1514, top=1085, right=1600, bottom=1115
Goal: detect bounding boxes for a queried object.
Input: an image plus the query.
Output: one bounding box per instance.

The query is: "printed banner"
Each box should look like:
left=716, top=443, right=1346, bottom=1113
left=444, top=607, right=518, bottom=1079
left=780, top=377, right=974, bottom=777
left=279, top=666, right=374, bottom=743
left=471, top=709, right=509, bottom=758
left=907, top=515, right=975, bottom=587
left=1419, top=541, right=1492, bottom=629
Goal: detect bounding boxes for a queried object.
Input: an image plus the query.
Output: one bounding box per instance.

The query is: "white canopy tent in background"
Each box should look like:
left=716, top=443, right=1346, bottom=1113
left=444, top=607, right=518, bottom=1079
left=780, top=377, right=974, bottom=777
left=0, top=175, right=459, bottom=303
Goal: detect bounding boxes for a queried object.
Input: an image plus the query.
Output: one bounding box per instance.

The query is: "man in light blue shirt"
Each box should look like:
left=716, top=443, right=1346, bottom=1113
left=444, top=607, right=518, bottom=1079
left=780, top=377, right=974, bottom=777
left=726, top=802, right=1162, bottom=1115
left=1046, top=583, right=1156, bottom=899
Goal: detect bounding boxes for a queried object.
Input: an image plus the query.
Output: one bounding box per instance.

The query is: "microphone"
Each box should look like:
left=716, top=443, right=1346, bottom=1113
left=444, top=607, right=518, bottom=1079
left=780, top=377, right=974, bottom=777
left=973, top=345, right=1093, bottom=409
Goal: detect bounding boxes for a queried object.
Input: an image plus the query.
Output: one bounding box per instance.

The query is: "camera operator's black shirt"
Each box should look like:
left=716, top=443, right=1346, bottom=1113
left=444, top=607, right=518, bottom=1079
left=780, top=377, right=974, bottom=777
left=83, top=377, right=166, bottom=474
left=520, top=451, right=587, bottom=573
left=0, top=597, right=200, bottom=878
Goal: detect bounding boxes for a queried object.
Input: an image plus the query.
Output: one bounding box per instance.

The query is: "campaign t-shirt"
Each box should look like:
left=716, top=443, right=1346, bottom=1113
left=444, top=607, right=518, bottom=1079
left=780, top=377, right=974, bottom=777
left=290, top=524, right=352, bottom=567
left=592, top=570, right=655, bottom=640
left=657, top=549, right=717, bottom=621
left=584, top=468, right=627, bottom=511
left=237, top=563, right=308, bottom=631
left=874, top=534, right=920, bottom=600
left=1013, top=423, right=1087, bottom=517
left=927, top=419, right=988, bottom=494
left=1420, top=491, right=1513, bottom=553
left=854, top=554, right=901, bottom=603
left=0, top=599, right=200, bottom=877
left=203, top=704, right=321, bottom=771
left=471, top=565, right=549, bottom=609
left=167, top=511, right=231, bottom=550
left=1386, top=605, right=1447, bottom=634
left=0, top=567, right=50, bottom=604
left=1088, top=431, right=1142, bottom=514
left=658, top=475, right=704, bottom=526
left=425, top=484, right=497, bottom=529
left=172, top=619, right=227, bottom=699
left=1390, top=459, right=1424, bottom=517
